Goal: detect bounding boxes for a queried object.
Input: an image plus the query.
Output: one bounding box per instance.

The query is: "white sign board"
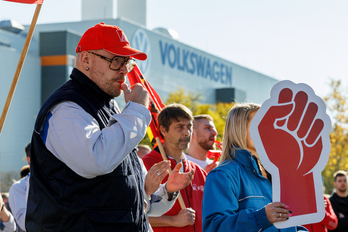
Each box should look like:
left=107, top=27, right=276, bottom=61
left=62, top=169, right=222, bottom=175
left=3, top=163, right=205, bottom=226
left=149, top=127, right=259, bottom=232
left=250, top=80, right=331, bottom=228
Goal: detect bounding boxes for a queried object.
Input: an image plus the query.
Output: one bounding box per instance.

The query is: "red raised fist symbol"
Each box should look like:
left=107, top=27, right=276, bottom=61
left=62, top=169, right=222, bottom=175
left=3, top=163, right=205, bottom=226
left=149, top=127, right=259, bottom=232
left=251, top=81, right=331, bottom=219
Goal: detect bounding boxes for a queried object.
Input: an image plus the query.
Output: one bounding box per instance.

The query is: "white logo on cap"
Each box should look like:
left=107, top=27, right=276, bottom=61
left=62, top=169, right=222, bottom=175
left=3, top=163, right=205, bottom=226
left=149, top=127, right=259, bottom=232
left=131, top=28, right=150, bottom=76
left=116, top=30, right=129, bottom=43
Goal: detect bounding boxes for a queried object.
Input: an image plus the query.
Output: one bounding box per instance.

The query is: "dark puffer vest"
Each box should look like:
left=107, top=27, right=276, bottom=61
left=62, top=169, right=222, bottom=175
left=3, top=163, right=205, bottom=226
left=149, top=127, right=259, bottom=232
left=26, top=68, right=148, bottom=232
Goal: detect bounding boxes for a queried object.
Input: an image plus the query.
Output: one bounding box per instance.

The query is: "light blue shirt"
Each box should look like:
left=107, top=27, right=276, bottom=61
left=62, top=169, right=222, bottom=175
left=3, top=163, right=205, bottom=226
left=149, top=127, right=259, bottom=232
left=0, top=212, right=16, bottom=232
left=9, top=174, right=29, bottom=231
left=43, top=101, right=150, bottom=179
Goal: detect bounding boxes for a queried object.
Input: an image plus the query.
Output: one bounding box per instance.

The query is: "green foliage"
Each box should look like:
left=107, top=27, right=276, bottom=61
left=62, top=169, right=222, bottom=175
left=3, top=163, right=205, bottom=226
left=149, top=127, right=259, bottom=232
left=139, top=133, right=152, bottom=148
left=322, top=79, right=348, bottom=194
left=165, top=87, right=204, bottom=114
left=165, top=87, right=234, bottom=142
left=210, top=102, right=236, bottom=141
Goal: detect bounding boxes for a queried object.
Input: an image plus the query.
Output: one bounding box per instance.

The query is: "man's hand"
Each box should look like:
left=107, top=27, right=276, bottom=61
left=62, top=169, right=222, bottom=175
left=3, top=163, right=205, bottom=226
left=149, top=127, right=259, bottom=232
left=204, top=162, right=217, bottom=173
left=172, top=208, right=196, bottom=227
left=122, top=83, right=149, bottom=107
left=166, top=162, right=195, bottom=193
left=144, top=161, right=171, bottom=197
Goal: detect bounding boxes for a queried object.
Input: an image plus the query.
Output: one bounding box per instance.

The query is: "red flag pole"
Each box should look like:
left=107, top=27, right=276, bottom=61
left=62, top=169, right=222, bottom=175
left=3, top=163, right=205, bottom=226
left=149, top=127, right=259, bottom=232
left=127, top=65, right=187, bottom=209
left=0, top=4, right=42, bottom=135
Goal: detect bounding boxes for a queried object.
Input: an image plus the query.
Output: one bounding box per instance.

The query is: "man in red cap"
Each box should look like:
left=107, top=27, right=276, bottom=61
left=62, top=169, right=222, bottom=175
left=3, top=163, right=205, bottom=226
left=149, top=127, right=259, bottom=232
left=25, top=23, right=192, bottom=232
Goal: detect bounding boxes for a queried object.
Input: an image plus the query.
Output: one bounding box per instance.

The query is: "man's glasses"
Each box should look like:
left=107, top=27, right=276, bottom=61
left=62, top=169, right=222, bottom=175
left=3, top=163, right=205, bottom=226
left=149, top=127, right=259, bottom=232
left=88, top=51, right=136, bottom=72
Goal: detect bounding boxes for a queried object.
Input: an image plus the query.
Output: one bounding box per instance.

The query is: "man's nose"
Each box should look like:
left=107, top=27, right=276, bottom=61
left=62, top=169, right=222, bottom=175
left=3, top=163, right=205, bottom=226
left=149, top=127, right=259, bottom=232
left=184, top=128, right=191, bottom=136
left=119, top=62, right=128, bottom=75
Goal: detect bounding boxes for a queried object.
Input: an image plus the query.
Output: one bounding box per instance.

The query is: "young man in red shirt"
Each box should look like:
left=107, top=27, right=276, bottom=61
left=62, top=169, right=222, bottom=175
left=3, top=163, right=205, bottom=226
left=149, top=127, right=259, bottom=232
left=143, top=104, right=207, bottom=232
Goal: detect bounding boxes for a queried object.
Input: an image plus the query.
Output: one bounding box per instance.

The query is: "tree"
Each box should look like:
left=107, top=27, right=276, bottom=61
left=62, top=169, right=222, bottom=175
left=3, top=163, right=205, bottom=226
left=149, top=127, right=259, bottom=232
left=165, top=87, right=234, bottom=142
left=322, top=79, right=348, bottom=194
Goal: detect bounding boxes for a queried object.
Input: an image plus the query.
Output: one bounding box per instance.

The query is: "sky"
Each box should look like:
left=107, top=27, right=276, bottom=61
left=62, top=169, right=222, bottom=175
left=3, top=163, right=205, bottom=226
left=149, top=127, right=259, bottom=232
left=0, top=0, right=347, bottom=99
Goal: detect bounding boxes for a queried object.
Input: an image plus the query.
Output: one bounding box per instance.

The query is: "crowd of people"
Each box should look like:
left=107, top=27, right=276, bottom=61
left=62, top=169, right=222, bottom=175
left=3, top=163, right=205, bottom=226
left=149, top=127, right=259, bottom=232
left=0, top=22, right=345, bottom=232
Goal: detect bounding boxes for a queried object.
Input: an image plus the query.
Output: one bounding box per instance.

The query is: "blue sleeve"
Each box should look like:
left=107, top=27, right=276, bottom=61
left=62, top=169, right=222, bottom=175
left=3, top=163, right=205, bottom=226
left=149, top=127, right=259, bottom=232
left=202, top=169, right=272, bottom=232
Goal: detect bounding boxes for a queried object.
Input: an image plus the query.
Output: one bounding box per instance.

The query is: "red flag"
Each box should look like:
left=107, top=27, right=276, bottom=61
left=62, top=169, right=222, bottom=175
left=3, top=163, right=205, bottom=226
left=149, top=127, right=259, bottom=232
left=206, top=141, right=222, bottom=162
left=127, top=64, right=165, bottom=148
left=206, top=150, right=221, bottom=163
left=4, top=0, right=43, bottom=4
left=128, top=64, right=188, bottom=210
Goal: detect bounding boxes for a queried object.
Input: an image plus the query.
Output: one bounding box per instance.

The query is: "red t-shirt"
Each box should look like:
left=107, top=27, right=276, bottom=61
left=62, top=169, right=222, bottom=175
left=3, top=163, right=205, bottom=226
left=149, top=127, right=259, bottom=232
left=303, top=195, right=338, bottom=232
left=142, top=149, right=207, bottom=232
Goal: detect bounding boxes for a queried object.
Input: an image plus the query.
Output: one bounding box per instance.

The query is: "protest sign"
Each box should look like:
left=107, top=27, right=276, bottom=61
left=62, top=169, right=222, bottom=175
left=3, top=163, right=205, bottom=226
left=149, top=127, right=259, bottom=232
left=250, top=80, right=331, bottom=228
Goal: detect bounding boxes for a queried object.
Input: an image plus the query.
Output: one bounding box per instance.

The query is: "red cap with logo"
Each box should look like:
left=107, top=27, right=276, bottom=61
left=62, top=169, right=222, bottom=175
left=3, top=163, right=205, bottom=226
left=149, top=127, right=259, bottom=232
left=76, top=22, right=147, bottom=61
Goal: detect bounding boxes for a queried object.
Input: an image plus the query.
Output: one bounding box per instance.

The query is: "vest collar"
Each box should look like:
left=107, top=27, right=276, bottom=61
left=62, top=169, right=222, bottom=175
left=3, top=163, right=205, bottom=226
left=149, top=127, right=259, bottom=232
left=70, top=68, right=113, bottom=103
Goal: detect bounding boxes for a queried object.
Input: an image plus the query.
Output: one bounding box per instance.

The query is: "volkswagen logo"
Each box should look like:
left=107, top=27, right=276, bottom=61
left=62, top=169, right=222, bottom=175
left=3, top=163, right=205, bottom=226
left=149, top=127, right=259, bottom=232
left=131, top=29, right=151, bottom=76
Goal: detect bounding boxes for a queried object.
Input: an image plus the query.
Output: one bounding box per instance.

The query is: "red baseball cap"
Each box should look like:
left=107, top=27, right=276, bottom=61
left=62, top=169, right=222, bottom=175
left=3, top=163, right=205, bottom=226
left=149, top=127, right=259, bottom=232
left=76, top=22, right=147, bottom=61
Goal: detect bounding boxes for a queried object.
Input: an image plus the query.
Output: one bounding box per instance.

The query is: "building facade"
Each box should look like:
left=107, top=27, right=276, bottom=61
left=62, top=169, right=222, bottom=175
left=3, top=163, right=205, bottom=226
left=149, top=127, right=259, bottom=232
left=0, top=16, right=278, bottom=177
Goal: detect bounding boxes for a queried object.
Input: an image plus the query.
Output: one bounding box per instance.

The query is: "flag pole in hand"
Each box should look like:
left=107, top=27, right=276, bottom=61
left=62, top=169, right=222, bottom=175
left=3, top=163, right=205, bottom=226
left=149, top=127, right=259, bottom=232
left=128, top=64, right=187, bottom=209
left=0, top=3, right=43, bottom=134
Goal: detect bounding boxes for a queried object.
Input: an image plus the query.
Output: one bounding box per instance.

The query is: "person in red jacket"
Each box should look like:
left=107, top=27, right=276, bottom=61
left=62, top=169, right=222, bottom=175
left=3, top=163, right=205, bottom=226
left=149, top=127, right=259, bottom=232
left=303, top=194, right=338, bottom=232
left=142, top=103, right=207, bottom=232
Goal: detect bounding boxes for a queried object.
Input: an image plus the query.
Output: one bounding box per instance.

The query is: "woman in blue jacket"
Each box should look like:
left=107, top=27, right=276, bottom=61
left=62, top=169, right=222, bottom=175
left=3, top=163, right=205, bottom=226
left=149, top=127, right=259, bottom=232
left=202, top=103, right=307, bottom=232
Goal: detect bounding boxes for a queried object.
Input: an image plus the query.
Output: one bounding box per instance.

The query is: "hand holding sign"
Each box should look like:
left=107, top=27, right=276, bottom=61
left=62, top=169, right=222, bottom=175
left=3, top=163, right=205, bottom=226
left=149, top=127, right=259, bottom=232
left=250, top=80, right=331, bottom=228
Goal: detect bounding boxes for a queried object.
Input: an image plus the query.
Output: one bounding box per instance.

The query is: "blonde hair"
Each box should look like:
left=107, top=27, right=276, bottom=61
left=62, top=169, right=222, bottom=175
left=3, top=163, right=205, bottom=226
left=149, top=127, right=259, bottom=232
left=220, top=103, right=260, bottom=164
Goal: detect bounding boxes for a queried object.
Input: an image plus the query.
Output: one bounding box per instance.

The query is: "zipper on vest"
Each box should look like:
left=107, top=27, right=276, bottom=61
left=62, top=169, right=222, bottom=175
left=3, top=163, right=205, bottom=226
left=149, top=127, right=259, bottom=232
left=128, top=153, right=147, bottom=231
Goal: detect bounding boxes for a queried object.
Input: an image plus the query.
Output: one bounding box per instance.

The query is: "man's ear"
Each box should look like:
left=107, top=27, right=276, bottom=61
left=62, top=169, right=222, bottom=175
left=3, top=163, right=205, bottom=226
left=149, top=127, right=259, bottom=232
left=333, top=181, right=337, bottom=188
left=159, top=125, right=167, bottom=138
left=191, top=129, right=196, bottom=140
left=80, top=51, right=90, bottom=69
